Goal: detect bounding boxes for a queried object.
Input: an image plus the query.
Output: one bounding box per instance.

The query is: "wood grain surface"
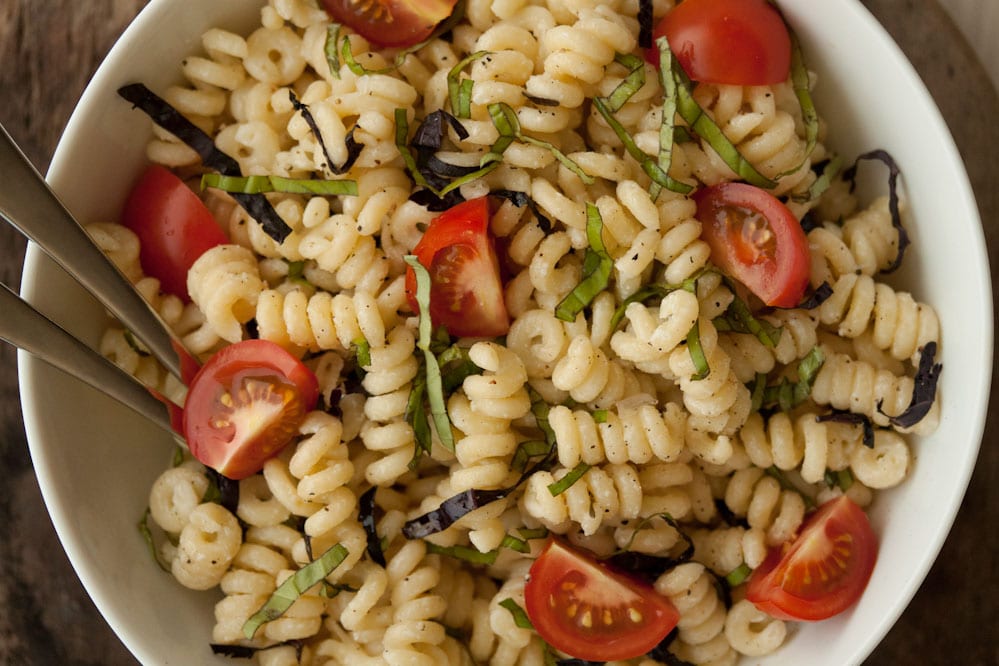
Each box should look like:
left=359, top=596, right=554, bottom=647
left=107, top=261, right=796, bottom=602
left=0, top=1, right=996, bottom=664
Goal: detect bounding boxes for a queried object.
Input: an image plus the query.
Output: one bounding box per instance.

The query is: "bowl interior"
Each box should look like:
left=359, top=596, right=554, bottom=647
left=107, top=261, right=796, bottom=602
left=19, top=0, right=991, bottom=664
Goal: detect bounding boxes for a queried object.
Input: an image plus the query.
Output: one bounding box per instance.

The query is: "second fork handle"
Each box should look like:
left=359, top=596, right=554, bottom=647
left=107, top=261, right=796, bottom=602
left=0, top=124, right=185, bottom=380
left=0, top=283, right=177, bottom=437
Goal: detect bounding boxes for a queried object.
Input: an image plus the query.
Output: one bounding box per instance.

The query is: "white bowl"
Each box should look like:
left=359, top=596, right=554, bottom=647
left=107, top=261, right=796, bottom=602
left=19, top=0, right=991, bottom=664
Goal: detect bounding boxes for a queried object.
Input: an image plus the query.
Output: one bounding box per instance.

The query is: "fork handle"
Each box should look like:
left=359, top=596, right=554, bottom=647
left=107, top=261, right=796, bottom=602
left=0, top=123, right=185, bottom=380
left=0, top=283, right=178, bottom=437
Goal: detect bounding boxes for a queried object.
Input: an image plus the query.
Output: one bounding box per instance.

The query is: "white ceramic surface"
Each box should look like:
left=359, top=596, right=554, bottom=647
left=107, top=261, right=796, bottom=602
left=18, top=1, right=992, bottom=664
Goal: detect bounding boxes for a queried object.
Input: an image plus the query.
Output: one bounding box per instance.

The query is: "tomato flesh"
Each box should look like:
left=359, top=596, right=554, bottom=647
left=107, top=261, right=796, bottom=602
left=747, top=496, right=878, bottom=621
left=694, top=182, right=809, bottom=307
left=321, top=0, right=458, bottom=48
left=121, top=164, right=228, bottom=302
left=649, top=0, right=791, bottom=85
left=524, top=539, right=679, bottom=661
left=405, top=197, right=510, bottom=338
left=182, top=340, right=318, bottom=480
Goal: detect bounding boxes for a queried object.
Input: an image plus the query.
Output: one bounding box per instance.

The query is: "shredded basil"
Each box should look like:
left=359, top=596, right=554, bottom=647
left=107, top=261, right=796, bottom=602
left=685, top=318, right=710, bottom=380
left=713, top=291, right=782, bottom=348
left=777, top=29, right=819, bottom=178
left=609, top=284, right=673, bottom=331
left=490, top=189, right=554, bottom=232
left=760, top=346, right=825, bottom=411
left=403, top=487, right=511, bottom=538
left=122, top=329, right=149, bottom=356
left=324, top=23, right=342, bottom=78
left=395, top=108, right=501, bottom=206
left=604, top=513, right=695, bottom=582
left=427, top=541, right=500, bottom=565
left=670, top=62, right=778, bottom=190
left=437, top=343, right=483, bottom=393
left=448, top=50, right=489, bottom=118
left=646, top=627, right=694, bottom=666
left=638, top=0, right=654, bottom=49
left=603, top=53, right=647, bottom=113
left=137, top=508, right=170, bottom=572
left=203, top=468, right=240, bottom=515
left=359, top=486, right=387, bottom=567
left=843, top=149, right=909, bottom=272
left=117, top=83, right=291, bottom=242
left=511, top=439, right=553, bottom=473
left=211, top=644, right=259, bottom=659
left=792, top=156, right=843, bottom=204
left=200, top=173, right=357, bottom=196
left=880, top=341, right=941, bottom=429
left=547, top=462, right=591, bottom=496
left=404, top=256, right=455, bottom=451
left=749, top=372, right=767, bottom=413
left=288, top=91, right=362, bottom=175
left=486, top=102, right=594, bottom=183
left=725, top=563, right=752, bottom=587
left=652, top=37, right=693, bottom=198
left=555, top=204, right=614, bottom=322
left=499, top=598, right=534, bottom=629
left=426, top=532, right=532, bottom=565
left=797, top=281, right=833, bottom=310
left=395, top=109, right=438, bottom=192
left=243, top=543, right=350, bottom=638
left=406, top=373, right=432, bottom=467
left=825, top=468, right=855, bottom=491
left=525, top=94, right=560, bottom=106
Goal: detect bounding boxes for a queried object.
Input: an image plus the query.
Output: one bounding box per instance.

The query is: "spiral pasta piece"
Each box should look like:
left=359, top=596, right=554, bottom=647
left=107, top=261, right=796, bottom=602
left=818, top=272, right=940, bottom=363
left=679, top=82, right=815, bottom=196
left=737, top=411, right=830, bottom=484
left=382, top=540, right=448, bottom=665
left=670, top=318, right=752, bottom=438
left=522, top=463, right=643, bottom=536
left=359, top=325, right=420, bottom=487
left=724, top=599, right=787, bottom=658
left=691, top=526, right=769, bottom=577
left=188, top=244, right=264, bottom=343
left=255, top=287, right=388, bottom=355
left=552, top=334, right=650, bottom=408
left=723, top=467, right=806, bottom=546
left=810, top=347, right=940, bottom=434
left=525, top=5, right=636, bottom=110
left=655, top=563, right=739, bottom=666
left=611, top=288, right=700, bottom=376
left=549, top=400, right=686, bottom=468
left=808, top=197, right=901, bottom=285
left=172, top=502, right=243, bottom=591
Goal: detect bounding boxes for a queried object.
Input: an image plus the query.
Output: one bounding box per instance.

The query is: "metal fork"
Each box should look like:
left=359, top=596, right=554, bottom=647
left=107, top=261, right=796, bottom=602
left=0, top=123, right=187, bottom=380
left=0, top=122, right=187, bottom=437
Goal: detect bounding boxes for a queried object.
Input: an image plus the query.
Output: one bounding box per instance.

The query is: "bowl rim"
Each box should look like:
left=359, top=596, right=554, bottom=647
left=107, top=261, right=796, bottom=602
left=17, top=0, right=993, bottom=664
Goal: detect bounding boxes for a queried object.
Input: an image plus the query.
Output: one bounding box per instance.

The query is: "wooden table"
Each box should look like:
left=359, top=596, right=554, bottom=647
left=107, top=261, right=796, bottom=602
left=1, top=1, right=996, bottom=664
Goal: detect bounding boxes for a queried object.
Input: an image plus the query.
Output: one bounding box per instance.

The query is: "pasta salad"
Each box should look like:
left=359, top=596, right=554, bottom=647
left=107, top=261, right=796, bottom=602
left=91, top=0, right=943, bottom=663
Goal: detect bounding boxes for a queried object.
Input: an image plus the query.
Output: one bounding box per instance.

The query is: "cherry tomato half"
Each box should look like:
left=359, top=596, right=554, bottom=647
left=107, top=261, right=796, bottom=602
left=524, top=539, right=680, bottom=661
left=320, top=0, right=459, bottom=48
left=694, top=182, right=809, bottom=308
left=746, top=496, right=878, bottom=621
left=404, top=196, right=510, bottom=338
left=649, top=0, right=791, bottom=85
left=182, top=340, right=319, bottom=480
left=121, top=164, right=228, bottom=302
